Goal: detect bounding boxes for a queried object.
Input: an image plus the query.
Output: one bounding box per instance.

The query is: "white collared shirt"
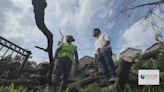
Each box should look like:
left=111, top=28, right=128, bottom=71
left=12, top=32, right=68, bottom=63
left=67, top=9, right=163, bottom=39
left=95, top=33, right=111, bottom=53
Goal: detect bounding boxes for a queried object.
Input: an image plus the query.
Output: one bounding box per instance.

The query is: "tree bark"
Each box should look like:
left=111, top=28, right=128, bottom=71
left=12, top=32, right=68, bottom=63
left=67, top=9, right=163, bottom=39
left=114, top=56, right=133, bottom=92
left=32, top=0, right=54, bottom=85
left=68, top=75, right=103, bottom=88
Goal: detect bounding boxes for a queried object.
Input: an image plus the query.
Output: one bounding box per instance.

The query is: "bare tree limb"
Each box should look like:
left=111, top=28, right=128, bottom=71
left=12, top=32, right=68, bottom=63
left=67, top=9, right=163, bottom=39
left=120, top=1, right=164, bottom=13
left=144, top=5, right=158, bottom=19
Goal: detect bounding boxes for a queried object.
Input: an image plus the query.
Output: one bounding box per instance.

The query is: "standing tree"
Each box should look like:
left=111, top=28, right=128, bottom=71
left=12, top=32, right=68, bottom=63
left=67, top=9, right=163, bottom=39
left=32, top=0, right=54, bottom=84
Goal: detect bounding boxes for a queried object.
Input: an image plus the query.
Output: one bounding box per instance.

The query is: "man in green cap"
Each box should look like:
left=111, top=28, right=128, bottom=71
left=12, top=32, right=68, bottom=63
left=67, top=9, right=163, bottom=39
left=51, top=35, right=78, bottom=92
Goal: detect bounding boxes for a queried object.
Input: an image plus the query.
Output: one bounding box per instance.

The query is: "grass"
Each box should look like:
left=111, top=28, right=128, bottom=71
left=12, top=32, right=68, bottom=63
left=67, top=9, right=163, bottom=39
left=0, top=82, right=163, bottom=92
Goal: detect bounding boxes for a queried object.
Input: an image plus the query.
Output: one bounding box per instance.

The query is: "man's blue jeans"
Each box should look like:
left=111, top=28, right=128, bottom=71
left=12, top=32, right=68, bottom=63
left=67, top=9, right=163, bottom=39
left=96, top=47, right=116, bottom=80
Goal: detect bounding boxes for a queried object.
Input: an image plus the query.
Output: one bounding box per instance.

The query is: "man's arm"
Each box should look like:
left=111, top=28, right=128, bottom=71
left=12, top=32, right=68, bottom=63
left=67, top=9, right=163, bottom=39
left=54, top=46, right=62, bottom=60
left=75, top=50, right=79, bottom=64
left=103, top=33, right=111, bottom=47
left=94, top=54, right=98, bottom=62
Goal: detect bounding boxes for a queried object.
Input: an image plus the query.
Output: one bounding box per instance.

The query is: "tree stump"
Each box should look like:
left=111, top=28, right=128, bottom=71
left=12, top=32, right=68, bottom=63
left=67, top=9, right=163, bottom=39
left=114, top=56, right=133, bottom=92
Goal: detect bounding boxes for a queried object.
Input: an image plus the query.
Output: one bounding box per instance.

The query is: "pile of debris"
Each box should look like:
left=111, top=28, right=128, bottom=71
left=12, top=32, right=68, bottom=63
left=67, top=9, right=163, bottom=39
left=0, top=36, right=164, bottom=92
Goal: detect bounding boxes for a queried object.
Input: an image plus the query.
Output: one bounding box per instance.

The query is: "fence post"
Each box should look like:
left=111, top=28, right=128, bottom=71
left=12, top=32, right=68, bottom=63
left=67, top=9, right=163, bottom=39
left=17, top=51, right=31, bottom=75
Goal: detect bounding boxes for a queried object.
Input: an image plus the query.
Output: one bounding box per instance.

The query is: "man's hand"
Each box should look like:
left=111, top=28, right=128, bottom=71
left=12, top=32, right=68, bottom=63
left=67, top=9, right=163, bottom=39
left=103, top=41, right=110, bottom=48
left=94, top=54, right=98, bottom=62
left=93, top=58, right=96, bottom=63
left=102, top=47, right=107, bottom=50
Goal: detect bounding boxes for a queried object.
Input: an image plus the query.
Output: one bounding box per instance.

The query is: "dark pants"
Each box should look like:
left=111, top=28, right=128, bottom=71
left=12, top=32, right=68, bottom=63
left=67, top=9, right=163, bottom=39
left=96, top=47, right=116, bottom=80
left=51, top=58, right=72, bottom=92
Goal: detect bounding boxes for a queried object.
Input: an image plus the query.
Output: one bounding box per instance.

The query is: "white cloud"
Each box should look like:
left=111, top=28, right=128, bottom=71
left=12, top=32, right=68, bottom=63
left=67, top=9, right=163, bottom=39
left=119, top=13, right=164, bottom=53
left=55, top=0, right=111, bottom=30
left=54, top=0, right=77, bottom=16
left=123, top=20, right=154, bottom=46
left=98, top=9, right=113, bottom=18
left=0, top=0, right=48, bottom=63
left=75, top=0, right=109, bottom=30
left=53, top=0, right=112, bottom=58
left=0, top=0, right=113, bottom=63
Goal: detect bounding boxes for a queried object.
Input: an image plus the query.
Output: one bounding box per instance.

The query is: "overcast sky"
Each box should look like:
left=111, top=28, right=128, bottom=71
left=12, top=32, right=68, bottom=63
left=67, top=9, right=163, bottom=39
left=0, top=0, right=164, bottom=63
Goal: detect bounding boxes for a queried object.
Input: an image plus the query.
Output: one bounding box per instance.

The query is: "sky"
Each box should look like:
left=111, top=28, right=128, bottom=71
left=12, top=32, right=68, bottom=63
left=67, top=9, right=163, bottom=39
left=0, top=0, right=164, bottom=63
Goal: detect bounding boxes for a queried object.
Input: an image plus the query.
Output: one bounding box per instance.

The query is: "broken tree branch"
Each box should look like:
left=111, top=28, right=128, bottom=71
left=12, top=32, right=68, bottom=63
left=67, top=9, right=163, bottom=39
left=120, top=1, right=164, bottom=13
left=35, top=46, right=47, bottom=52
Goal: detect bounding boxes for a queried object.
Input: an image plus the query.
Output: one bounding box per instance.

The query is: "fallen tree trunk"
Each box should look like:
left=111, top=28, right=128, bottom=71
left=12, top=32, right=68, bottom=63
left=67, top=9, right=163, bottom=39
left=141, top=50, right=159, bottom=60
left=0, top=79, right=40, bottom=86
left=68, top=75, right=103, bottom=88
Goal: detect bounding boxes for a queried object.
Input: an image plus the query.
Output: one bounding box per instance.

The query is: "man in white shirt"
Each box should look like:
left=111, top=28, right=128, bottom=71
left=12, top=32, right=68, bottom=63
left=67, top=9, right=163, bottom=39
left=92, top=28, right=116, bottom=83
